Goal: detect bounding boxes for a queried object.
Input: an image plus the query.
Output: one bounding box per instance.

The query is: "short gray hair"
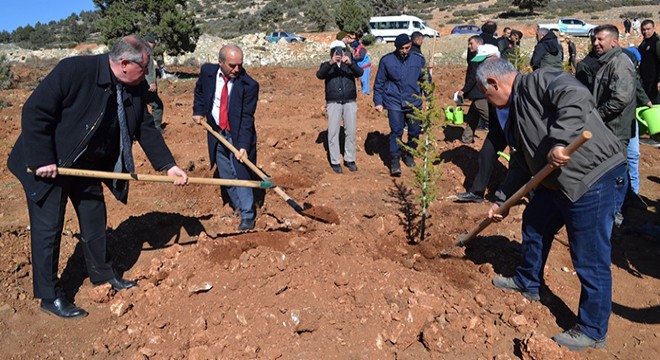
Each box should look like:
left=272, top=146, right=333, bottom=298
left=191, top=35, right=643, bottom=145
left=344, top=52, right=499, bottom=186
left=476, top=58, right=517, bottom=90
left=218, top=44, right=243, bottom=62
left=109, top=35, right=152, bottom=63
left=536, top=28, right=549, bottom=37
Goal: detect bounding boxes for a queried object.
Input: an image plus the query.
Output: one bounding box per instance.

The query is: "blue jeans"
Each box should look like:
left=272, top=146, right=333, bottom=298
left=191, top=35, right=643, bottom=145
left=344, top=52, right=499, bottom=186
left=360, top=66, right=370, bottom=95
left=215, top=131, right=254, bottom=220
left=388, top=109, right=421, bottom=158
left=513, top=163, right=626, bottom=340
left=627, top=124, right=640, bottom=194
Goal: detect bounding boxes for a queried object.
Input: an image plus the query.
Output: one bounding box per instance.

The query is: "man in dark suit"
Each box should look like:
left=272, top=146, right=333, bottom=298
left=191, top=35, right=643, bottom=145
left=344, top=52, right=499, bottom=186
left=7, top=35, right=189, bottom=319
left=193, top=45, right=259, bottom=231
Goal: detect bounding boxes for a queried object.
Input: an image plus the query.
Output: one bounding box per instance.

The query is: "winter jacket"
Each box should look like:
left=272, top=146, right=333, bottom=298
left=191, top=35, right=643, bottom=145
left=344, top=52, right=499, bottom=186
left=530, top=31, right=563, bottom=70
left=495, top=69, right=625, bottom=204
left=316, top=60, right=363, bottom=103
left=461, top=51, right=486, bottom=100
left=592, top=46, right=637, bottom=141
left=374, top=51, right=429, bottom=111
left=639, top=33, right=660, bottom=85
left=7, top=54, right=175, bottom=204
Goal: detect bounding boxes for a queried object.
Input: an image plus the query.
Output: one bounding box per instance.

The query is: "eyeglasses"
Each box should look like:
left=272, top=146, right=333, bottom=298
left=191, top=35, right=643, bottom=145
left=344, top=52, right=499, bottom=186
left=128, top=59, right=149, bottom=70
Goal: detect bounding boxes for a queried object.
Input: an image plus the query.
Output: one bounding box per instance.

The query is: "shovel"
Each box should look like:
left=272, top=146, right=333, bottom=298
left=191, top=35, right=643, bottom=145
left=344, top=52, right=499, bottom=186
left=30, top=167, right=274, bottom=188
left=199, top=121, right=339, bottom=224
left=441, top=131, right=592, bottom=257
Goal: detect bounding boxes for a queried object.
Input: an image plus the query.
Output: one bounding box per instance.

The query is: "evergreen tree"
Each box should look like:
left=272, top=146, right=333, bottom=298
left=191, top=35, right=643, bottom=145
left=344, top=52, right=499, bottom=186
left=0, top=55, right=13, bottom=90
left=29, top=22, right=55, bottom=49
left=305, top=0, right=333, bottom=32
left=370, top=0, right=403, bottom=15
left=511, top=0, right=548, bottom=14
left=335, top=0, right=372, bottom=34
left=93, top=0, right=200, bottom=56
left=0, top=31, right=10, bottom=44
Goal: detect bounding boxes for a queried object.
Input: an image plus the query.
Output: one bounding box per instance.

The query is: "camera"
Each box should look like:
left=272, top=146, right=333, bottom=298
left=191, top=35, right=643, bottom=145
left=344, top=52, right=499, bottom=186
left=334, top=48, right=343, bottom=57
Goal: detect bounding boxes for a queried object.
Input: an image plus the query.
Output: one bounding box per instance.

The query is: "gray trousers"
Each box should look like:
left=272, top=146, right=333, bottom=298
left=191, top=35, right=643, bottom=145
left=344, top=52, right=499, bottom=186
left=326, top=101, right=357, bottom=165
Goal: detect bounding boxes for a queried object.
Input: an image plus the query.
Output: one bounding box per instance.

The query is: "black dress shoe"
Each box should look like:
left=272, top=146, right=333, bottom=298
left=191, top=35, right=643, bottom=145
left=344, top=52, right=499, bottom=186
left=390, top=158, right=401, bottom=177
left=106, top=277, right=137, bottom=291
left=331, top=164, right=343, bottom=173
left=237, top=218, right=255, bottom=231
left=40, top=297, right=88, bottom=319
left=343, top=161, right=358, bottom=172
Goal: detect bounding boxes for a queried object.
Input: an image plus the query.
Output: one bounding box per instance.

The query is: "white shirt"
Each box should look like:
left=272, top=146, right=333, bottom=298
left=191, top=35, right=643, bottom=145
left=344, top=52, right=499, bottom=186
left=211, top=69, right=234, bottom=126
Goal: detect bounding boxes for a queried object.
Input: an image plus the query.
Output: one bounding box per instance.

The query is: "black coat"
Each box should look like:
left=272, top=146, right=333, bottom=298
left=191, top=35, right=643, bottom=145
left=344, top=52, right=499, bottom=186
left=193, top=63, right=259, bottom=181
left=461, top=52, right=486, bottom=100
left=7, top=54, right=176, bottom=204
left=316, top=60, right=363, bottom=103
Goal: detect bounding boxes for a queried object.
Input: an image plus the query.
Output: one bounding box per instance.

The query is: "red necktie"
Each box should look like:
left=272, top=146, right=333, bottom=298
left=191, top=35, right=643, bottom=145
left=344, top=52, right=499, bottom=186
left=219, top=74, right=230, bottom=130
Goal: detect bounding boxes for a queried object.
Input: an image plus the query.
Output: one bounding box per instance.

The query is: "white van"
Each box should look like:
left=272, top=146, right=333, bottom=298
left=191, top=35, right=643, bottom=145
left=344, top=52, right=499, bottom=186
left=369, top=15, right=439, bottom=43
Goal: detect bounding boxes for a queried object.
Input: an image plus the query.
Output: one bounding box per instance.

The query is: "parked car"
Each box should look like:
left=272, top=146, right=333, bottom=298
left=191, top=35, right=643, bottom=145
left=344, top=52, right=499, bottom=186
left=537, top=18, right=597, bottom=37
left=265, top=31, right=306, bottom=43
left=450, top=25, right=482, bottom=35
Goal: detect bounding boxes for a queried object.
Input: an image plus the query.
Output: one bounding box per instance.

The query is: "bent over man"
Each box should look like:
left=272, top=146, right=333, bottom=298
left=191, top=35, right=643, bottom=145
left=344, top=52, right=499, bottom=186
left=7, top=35, right=189, bottom=319
left=193, top=45, right=259, bottom=231
left=478, top=58, right=627, bottom=351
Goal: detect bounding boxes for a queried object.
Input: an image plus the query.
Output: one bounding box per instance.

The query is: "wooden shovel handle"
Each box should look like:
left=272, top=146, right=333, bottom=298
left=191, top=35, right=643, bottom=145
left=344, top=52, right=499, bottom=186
left=29, top=167, right=272, bottom=188
left=456, top=131, right=592, bottom=247
left=199, top=121, right=303, bottom=212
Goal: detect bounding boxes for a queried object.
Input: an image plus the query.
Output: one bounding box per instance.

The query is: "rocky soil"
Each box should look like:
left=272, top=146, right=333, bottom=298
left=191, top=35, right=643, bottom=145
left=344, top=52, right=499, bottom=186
left=0, top=55, right=659, bottom=359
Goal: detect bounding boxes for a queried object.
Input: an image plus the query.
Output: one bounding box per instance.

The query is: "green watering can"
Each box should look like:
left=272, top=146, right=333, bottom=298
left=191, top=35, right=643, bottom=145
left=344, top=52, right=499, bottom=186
left=636, top=106, right=660, bottom=135
left=445, top=106, right=455, bottom=123
left=453, top=106, right=464, bottom=125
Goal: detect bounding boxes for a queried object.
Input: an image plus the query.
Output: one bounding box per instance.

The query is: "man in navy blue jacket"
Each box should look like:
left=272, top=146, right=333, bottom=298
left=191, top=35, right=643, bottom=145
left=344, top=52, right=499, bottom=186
left=374, top=34, right=430, bottom=176
left=193, top=45, right=260, bottom=231
left=7, top=35, right=189, bottom=319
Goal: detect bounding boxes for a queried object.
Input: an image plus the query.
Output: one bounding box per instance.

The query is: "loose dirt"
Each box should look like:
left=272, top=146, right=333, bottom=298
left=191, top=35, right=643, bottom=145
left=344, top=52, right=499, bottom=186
left=0, top=62, right=658, bottom=359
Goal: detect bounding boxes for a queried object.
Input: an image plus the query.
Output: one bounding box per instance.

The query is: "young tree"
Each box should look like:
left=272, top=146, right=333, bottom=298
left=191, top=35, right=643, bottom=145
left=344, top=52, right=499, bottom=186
left=511, top=0, right=549, bottom=14
left=0, top=55, right=13, bottom=90
left=335, top=0, right=372, bottom=34
left=399, top=72, right=444, bottom=243
left=93, top=0, right=200, bottom=56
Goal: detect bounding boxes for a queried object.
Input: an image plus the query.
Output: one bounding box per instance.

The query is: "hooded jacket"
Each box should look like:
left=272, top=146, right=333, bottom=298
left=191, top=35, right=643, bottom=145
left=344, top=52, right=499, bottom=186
left=495, top=69, right=625, bottom=204
left=530, top=31, right=563, bottom=70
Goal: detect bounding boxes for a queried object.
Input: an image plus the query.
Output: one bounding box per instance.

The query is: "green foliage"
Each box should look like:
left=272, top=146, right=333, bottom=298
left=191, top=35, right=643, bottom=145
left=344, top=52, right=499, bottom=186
left=507, top=44, right=531, bottom=73
left=335, top=0, right=372, bottom=34
left=619, top=11, right=652, bottom=19
left=370, top=0, right=403, bottom=15
left=362, top=33, right=376, bottom=45
left=512, top=0, right=549, bottom=13
left=304, top=0, right=333, bottom=32
left=29, top=22, right=56, bottom=49
left=94, top=0, right=200, bottom=56
left=399, top=71, right=444, bottom=243
left=0, top=55, right=14, bottom=90
left=0, top=31, right=10, bottom=43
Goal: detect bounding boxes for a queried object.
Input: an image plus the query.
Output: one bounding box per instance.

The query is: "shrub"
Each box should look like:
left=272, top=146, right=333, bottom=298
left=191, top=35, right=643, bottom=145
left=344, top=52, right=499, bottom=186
left=0, top=55, right=13, bottom=90
left=361, top=33, right=375, bottom=46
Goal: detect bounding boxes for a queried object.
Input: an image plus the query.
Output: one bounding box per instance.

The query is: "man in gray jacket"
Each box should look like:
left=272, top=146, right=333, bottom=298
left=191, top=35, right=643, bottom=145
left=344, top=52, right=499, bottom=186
left=590, top=25, right=637, bottom=145
left=477, top=58, right=627, bottom=351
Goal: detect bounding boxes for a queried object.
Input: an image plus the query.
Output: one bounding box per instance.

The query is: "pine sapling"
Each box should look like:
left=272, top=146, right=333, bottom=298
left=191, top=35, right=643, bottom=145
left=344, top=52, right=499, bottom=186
left=399, top=72, right=444, bottom=243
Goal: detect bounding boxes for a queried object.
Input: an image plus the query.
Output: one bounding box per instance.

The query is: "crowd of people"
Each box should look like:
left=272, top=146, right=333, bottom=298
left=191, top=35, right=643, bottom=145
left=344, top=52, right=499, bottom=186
left=6, top=15, right=659, bottom=355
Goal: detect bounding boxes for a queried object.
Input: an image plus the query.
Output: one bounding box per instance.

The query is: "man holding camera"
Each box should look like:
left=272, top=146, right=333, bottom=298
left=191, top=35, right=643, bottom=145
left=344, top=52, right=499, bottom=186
left=316, top=40, right=364, bottom=173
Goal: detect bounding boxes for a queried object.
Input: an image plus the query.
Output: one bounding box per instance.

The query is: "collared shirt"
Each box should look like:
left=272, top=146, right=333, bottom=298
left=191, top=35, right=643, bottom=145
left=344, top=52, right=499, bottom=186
left=211, top=69, right=234, bottom=125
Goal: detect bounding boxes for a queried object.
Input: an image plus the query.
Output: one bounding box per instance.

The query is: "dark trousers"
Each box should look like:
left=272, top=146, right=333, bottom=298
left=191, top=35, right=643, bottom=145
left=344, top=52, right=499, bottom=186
left=642, top=81, right=659, bottom=104
left=388, top=109, right=421, bottom=158
left=26, top=177, right=115, bottom=299
left=468, top=117, right=507, bottom=195
left=147, top=91, right=164, bottom=128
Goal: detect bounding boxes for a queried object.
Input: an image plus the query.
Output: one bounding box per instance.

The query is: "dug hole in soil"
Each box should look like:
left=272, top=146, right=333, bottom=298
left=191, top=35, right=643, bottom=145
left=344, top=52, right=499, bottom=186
left=0, top=64, right=659, bottom=360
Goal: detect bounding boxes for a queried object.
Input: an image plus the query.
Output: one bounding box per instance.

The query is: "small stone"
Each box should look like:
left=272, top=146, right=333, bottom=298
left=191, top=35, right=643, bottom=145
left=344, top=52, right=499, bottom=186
left=561, top=266, right=570, bottom=272
left=510, top=314, right=528, bottom=327
left=110, top=300, right=131, bottom=317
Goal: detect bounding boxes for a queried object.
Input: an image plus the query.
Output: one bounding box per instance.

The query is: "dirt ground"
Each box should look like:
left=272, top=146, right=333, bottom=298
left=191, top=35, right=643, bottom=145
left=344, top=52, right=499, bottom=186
left=0, top=60, right=659, bottom=360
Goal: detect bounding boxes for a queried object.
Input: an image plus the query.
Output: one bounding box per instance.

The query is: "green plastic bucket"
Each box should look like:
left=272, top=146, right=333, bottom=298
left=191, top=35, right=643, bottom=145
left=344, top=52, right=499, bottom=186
left=453, top=107, right=464, bottom=125
left=636, top=106, right=660, bottom=135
